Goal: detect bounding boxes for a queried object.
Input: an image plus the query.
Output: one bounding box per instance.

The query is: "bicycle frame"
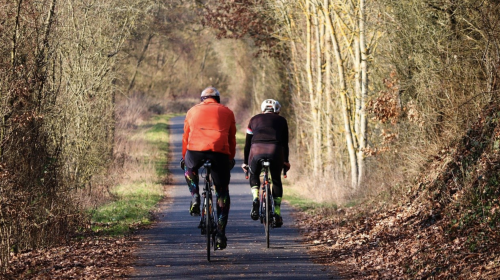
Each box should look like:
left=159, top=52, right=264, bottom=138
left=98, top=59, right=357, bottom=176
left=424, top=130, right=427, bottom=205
left=200, top=160, right=217, bottom=261
left=244, top=159, right=287, bottom=248
left=259, top=160, right=275, bottom=248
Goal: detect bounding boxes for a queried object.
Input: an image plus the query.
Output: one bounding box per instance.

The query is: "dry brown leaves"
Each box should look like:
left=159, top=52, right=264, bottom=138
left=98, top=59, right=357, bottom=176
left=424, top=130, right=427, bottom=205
left=295, top=203, right=500, bottom=280
left=294, top=103, right=500, bottom=279
left=2, top=236, right=136, bottom=279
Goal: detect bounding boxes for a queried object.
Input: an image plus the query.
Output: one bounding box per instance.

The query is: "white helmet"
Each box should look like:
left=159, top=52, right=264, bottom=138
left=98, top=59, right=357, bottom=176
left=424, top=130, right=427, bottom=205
left=261, top=99, right=281, bottom=113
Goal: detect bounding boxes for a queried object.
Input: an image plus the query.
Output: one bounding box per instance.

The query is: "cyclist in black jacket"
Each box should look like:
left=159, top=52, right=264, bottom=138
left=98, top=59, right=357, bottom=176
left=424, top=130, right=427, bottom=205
left=241, top=99, right=290, bottom=227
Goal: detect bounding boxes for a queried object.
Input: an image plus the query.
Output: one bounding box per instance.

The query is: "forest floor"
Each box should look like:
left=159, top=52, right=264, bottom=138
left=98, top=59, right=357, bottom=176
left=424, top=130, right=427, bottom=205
left=293, top=103, right=500, bottom=279
left=294, top=200, right=500, bottom=279
left=4, top=233, right=137, bottom=279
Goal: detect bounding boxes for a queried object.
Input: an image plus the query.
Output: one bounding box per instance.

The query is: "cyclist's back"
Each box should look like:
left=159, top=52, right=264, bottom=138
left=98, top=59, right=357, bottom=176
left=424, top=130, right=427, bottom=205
left=245, top=113, right=288, bottom=146
left=183, top=99, right=235, bottom=156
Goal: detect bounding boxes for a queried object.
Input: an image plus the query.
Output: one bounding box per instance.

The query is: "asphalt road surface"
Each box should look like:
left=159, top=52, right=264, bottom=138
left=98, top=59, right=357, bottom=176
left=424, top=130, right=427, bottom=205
left=130, top=116, right=338, bottom=280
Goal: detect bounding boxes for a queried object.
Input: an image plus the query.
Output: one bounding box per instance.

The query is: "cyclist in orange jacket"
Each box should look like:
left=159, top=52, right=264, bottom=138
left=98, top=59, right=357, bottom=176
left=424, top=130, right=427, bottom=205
left=241, top=99, right=290, bottom=227
left=180, top=86, right=236, bottom=249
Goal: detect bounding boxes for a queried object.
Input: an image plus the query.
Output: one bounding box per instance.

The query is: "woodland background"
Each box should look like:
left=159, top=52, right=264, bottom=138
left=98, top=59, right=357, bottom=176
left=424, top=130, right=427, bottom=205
left=1, top=0, right=500, bottom=278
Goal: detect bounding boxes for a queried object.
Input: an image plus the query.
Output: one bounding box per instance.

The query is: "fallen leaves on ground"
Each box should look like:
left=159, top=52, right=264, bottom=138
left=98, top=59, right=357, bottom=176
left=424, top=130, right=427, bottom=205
left=295, top=204, right=499, bottom=279
left=2, top=236, right=136, bottom=279
left=294, top=103, right=500, bottom=279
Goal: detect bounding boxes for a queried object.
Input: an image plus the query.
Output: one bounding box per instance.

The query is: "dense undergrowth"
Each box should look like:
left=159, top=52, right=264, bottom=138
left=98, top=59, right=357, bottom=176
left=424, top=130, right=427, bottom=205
left=296, top=102, right=500, bottom=279
left=2, top=104, right=171, bottom=278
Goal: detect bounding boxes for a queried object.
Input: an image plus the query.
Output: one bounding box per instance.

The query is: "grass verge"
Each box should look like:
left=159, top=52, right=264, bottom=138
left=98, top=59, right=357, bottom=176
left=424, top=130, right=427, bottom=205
left=236, top=127, right=246, bottom=147
left=284, top=187, right=338, bottom=213
left=91, top=114, right=173, bottom=235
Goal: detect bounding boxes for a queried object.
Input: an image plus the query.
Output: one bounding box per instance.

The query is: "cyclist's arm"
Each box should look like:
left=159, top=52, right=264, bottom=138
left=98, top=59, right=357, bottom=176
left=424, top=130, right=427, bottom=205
left=283, top=118, right=289, bottom=163
left=229, top=113, right=236, bottom=160
left=244, top=126, right=253, bottom=164
left=182, top=114, right=190, bottom=159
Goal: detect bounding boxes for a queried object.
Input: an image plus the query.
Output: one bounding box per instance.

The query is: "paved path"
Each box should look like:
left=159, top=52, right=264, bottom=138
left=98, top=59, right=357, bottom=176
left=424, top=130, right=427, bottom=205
left=130, top=116, right=338, bottom=279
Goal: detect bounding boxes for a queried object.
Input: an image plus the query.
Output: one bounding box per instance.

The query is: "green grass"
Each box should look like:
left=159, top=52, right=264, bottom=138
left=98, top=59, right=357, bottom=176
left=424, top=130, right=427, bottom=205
left=91, top=183, right=163, bottom=235
left=284, top=187, right=338, bottom=213
left=91, top=114, right=173, bottom=235
left=236, top=128, right=246, bottom=148
left=144, top=115, right=171, bottom=176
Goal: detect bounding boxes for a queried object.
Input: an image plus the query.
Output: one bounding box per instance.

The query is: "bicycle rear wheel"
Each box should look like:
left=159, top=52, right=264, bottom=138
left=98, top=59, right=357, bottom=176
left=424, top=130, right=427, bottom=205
left=212, top=202, right=217, bottom=252
left=205, top=192, right=211, bottom=261
left=265, top=182, right=271, bottom=248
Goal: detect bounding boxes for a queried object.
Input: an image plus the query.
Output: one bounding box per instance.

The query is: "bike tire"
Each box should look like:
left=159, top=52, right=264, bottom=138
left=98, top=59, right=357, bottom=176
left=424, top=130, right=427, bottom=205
left=265, top=181, right=270, bottom=248
left=212, top=205, right=217, bottom=252
left=205, top=191, right=211, bottom=261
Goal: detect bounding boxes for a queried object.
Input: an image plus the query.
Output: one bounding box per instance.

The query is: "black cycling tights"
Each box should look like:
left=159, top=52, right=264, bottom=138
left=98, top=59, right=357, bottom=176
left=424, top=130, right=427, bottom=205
left=184, top=150, right=231, bottom=234
left=248, top=143, right=284, bottom=199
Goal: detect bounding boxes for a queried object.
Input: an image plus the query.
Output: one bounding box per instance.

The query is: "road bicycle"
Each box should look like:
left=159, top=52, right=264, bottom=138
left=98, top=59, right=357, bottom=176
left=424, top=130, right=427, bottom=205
left=245, top=159, right=287, bottom=248
left=198, top=160, right=218, bottom=261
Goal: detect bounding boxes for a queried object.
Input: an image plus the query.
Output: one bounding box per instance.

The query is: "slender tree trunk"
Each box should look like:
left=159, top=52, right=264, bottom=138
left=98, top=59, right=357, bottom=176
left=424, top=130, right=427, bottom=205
left=354, top=36, right=361, bottom=144
left=3, top=0, right=25, bottom=158
left=11, top=0, right=23, bottom=66
left=322, top=2, right=358, bottom=188
left=305, top=0, right=318, bottom=175
left=35, top=0, right=57, bottom=109
left=128, top=33, right=154, bottom=94
left=312, top=1, right=322, bottom=177
left=324, top=0, right=333, bottom=167
left=357, top=0, right=368, bottom=186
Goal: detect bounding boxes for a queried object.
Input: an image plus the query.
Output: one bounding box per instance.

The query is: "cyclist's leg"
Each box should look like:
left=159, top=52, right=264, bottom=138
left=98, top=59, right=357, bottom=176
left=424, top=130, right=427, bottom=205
left=269, top=160, right=284, bottom=214
left=249, top=149, right=264, bottom=220
left=269, top=146, right=284, bottom=226
left=248, top=155, right=262, bottom=200
left=184, top=150, right=204, bottom=214
left=208, top=152, right=231, bottom=248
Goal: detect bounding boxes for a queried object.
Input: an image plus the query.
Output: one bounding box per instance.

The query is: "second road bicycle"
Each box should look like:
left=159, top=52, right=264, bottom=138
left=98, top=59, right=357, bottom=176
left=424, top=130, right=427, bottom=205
left=245, top=159, right=287, bottom=248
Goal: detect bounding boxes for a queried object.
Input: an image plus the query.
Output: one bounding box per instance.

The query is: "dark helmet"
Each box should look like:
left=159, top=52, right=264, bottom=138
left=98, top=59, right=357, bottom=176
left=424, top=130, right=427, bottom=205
left=200, top=87, right=220, bottom=103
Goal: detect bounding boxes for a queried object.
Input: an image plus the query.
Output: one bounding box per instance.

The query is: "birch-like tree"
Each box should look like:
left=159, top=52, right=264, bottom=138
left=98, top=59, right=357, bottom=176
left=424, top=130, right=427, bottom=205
left=265, top=0, right=378, bottom=188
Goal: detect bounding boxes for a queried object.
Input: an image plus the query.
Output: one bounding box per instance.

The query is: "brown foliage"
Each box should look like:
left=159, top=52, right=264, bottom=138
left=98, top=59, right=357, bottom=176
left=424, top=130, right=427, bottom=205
left=368, top=72, right=402, bottom=125
left=0, top=0, right=84, bottom=271
left=201, top=0, right=280, bottom=55
left=0, top=0, right=143, bottom=271
left=3, top=236, right=135, bottom=279
left=296, top=102, right=500, bottom=279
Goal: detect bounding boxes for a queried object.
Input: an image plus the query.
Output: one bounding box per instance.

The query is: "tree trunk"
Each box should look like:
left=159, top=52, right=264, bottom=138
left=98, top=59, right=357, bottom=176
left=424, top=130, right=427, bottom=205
left=305, top=0, right=318, bottom=175
left=312, top=1, right=323, bottom=177
left=324, top=0, right=334, bottom=166
left=127, top=33, right=154, bottom=94
left=322, top=2, right=358, bottom=188
left=357, top=0, right=367, bottom=187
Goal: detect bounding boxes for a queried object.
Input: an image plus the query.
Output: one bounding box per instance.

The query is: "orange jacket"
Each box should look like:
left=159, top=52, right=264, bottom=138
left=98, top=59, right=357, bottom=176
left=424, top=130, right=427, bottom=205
left=182, top=98, right=236, bottom=159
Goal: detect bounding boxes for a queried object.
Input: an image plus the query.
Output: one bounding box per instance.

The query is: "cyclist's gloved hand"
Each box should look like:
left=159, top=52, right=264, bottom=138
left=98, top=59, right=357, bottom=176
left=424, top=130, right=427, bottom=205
left=284, top=162, right=291, bottom=172
left=241, top=163, right=249, bottom=172
left=229, top=158, right=235, bottom=170
left=180, top=158, right=185, bottom=170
